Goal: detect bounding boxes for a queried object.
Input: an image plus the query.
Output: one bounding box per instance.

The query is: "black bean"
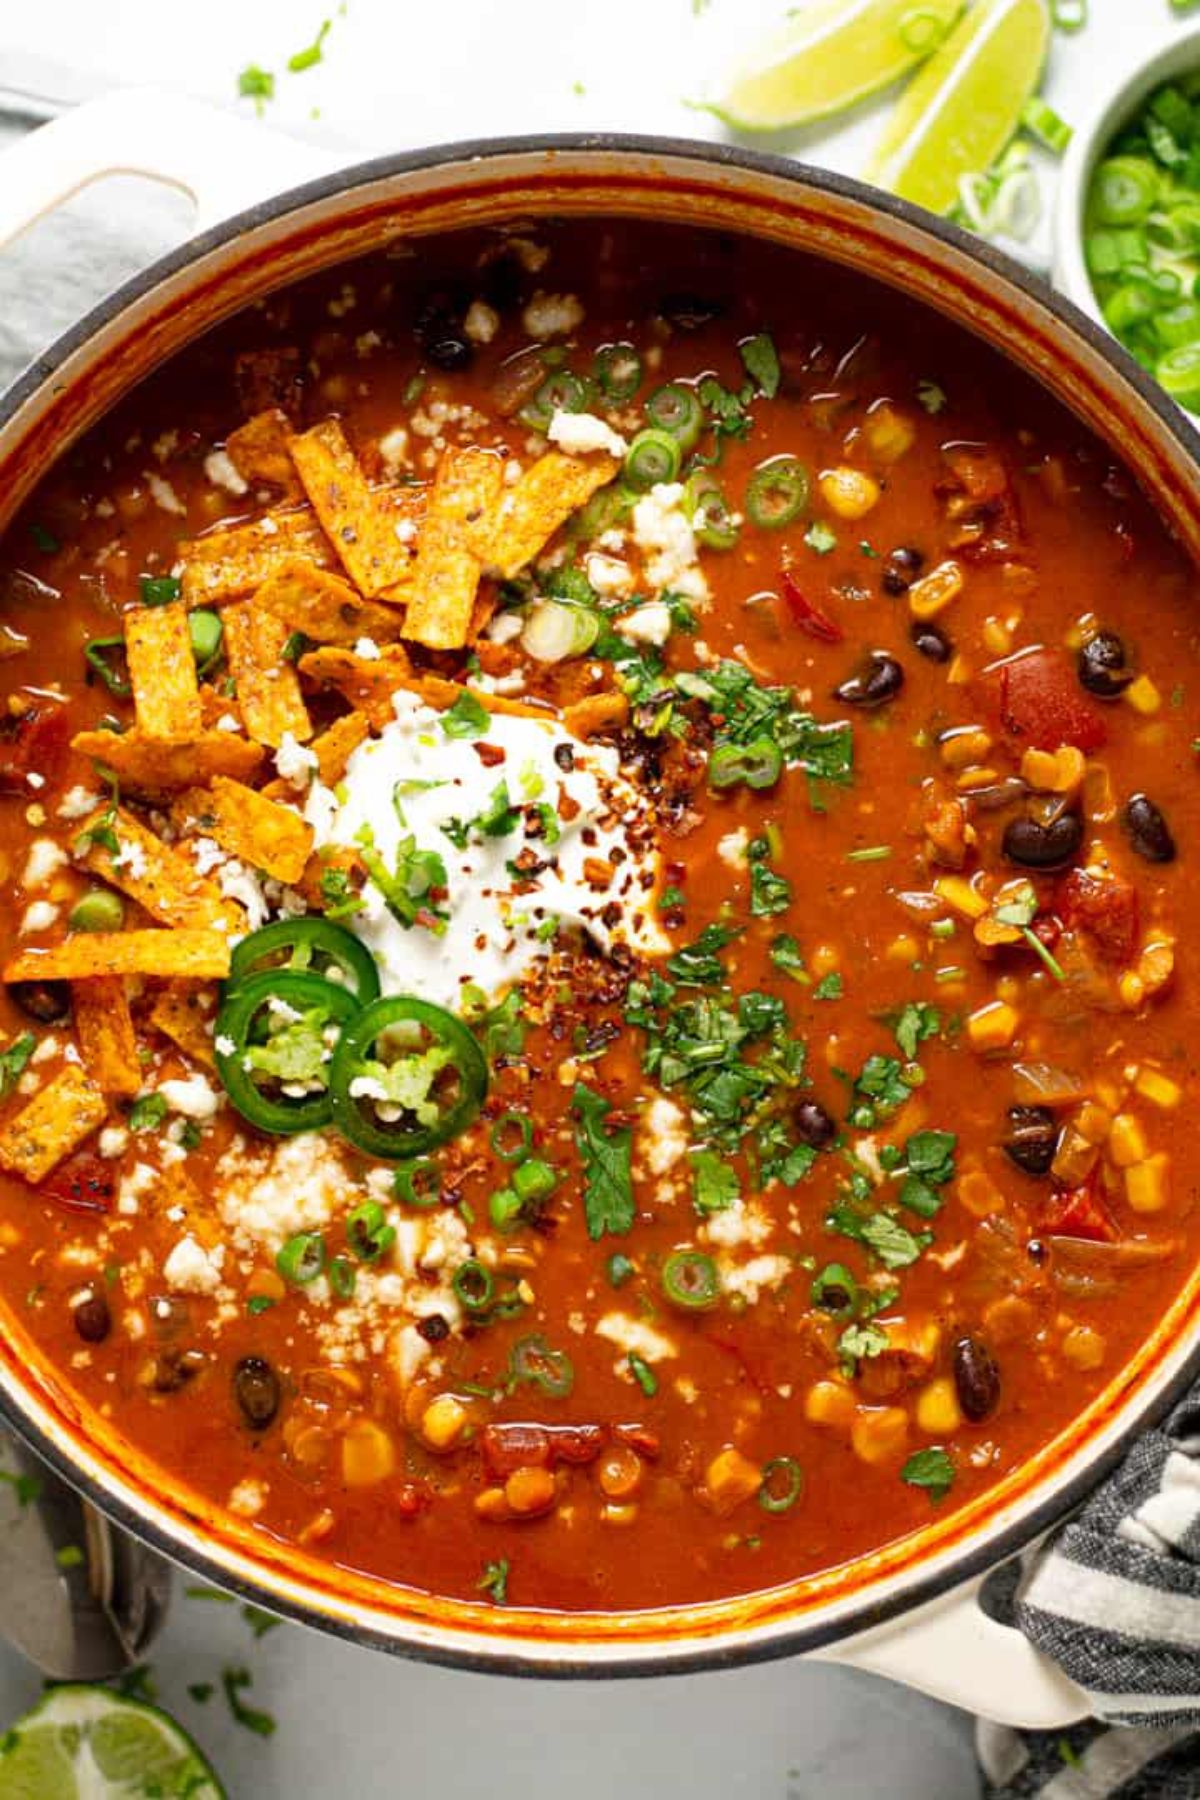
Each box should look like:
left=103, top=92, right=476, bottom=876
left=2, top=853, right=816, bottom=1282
left=9, top=979, right=70, bottom=1024
left=1002, top=811, right=1083, bottom=870
left=1004, top=1105, right=1057, bottom=1177
left=1077, top=631, right=1133, bottom=700
left=414, top=291, right=474, bottom=372
left=659, top=292, right=722, bottom=331
left=145, top=1348, right=205, bottom=1394
left=553, top=742, right=575, bottom=773
left=1123, top=792, right=1176, bottom=864
left=72, top=1287, right=111, bottom=1344
left=233, top=1355, right=281, bottom=1431
left=417, top=1314, right=451, bottom=1344
left=910, top=620, right=951, bottom=663
left=794, top=1099, right=837, bottom=1150
left=882, top=546, right=926, bottom=596
left=953, top=1335, right=1001, bottom=1422
left=835, top=650, right=905, bottom=709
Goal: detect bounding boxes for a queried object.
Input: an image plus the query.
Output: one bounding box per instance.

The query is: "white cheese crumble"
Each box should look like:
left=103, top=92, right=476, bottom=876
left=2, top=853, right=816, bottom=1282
left=717, top=827, right=750, bottom=869
left=145, top=472, right=186, bottom=516
left=157, top=1073, right=221, bottom=1121
left=22, top=838, right=68, bottom=889
left=523, top=292, right=585, bottom=339
left=615, top=602, right=673, bottom=647
left=275, top=732, right=319, bottom=790
left=216, top=1135, right=354, bottom=1256
left=57, top=786, right=100, bottom=821
left=163, top=1235, right=225, bottom=1295
left=596, top=1313, right=678, bottom=1364
left=19, top=900, right=58, bottom=934
left=642, top=1095, right=690, bottom=1177
left=701, top=1198, right=775, bottom=1250
left=378, top=427, right=410, bottom=476
left=630, top=481, right=709, bottom=603
left=547, top=409, right=628, bottom=459
left=204, top=449, right=249, bottom=496
left=464, top=299, right=500, bottom=344
left=585, top=553, right=634, bottom=599
left=304, top=689, right=666, bottom=1009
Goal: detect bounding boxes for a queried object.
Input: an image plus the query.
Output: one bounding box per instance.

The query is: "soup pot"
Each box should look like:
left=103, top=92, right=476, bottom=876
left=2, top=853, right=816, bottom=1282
left=2, top=91, right=1199, bottom=1732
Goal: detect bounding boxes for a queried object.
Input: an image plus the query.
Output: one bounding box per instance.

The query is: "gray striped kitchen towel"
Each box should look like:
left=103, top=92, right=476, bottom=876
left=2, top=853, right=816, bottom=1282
left=979, top=1391, right=1200, bottom=1797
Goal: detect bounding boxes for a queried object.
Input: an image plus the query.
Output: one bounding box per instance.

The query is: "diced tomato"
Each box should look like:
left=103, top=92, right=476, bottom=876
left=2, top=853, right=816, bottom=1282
left=38, top=1153, right=115, bottom=1215
left=1000, top=650, right=1107, bottom=753
left=1037, top=1181, right=1118, bottom=1244
left=1057, top=868, right=1139, bottom=965
left=0, top=700, right=69, bottom=796
left=779, top=568, right=843, bottom=644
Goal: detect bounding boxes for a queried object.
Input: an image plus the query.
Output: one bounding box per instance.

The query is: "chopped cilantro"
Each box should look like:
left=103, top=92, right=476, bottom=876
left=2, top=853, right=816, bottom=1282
left=462, top=985, right=526, bottom=1061
left=241, top=1603, right=282, bottom=1639
left=917, top=379, right=947, bottom=415
left=848, top=1054, right=914, bottom=1127
left=139, top=574, right=181, bottom=607
left=319, top=864, right=364, bottom=920
left=804, top=521, right=838, bottom=555
left=838, top=1320, right=889, bottom=1374
left=692, top=1148, right=739, bottom=1214
left=188, top=1683, right=215, bottom=1705
left=222, top=1667, right=276, bottom=1737
left=441, top=690, right=491, bottom=740
left=0, top=1469, right=42, bottom=1507
left=748, top=837, right=792, bottom=917
left=629, top=1352, right=658, bottom=1397
left=478, top=1558, right=510, bottom=1604
left=288, top=18, right=332, bottom=71
left=658, top=885, right=686, bottom=911
left=606, top=1251, right=635, bottom=1288
left=828, top=1202, right=931, bottom=1269
left=0, top=1033, right=35, bottom=1100
left=572, top=1084, right=634, bottom=1240
left=890, top=1001, right=941, bottom=1060
left=768, top=933, right=806, bottom=979
left=666, top=922, right=739, bottom=987
left=901, top=1446, right=955, bottom=1501
left=357, top=828, right=449, bottom=932
left=698, top=375, right=753, bottom=446
left=128, top=1093, right=168, bottom=1133
left=237, top=65, right=275, bottom=109
left=761, top=1139, right=816, bottom=1187
left=740, top=332, right=781, bottom=399
left=899, top=1128, right=957, bottom=1218
left=814, top=972, right=843, bottom=1001
left=246, top=1295, right=275, bottom=1317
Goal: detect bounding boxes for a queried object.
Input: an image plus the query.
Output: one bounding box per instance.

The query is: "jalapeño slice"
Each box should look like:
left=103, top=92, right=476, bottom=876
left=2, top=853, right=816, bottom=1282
left=214, top=969, right=361, bottom=1135
left=227, top=918, right=381, bottom=1005
left=328, top=994, right=488, bottom=1160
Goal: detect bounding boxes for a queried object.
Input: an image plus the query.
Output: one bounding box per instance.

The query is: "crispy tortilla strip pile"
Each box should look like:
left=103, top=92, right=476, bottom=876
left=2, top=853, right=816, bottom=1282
left=0, top=1065, right=108, bottom=1183
left=171, top=777, right=313, bottom=885
left=73, top=977, right=141, bottom=1097
left=289, top=419, right=424, bottom=598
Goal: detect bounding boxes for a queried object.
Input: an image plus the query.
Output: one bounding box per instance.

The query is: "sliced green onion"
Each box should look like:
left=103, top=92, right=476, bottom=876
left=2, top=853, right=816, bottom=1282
left=745, top=457, right=810, bottom=530
left=452, top=1259, right=494, bottom=1313
left=1154, top=299, right=1200, bottom=350
left=277, top=1232, right=326, bottom=1286
left=810, top=1262, right=858, bottom=1319
left=139, top=574, right=181, bottom=607
left=521, top=598, right=600, bottom=664
left=328, top=1256, right=357, bottom=1300
left=84, top=636, right=131, bottom=698
left=509, top=1333, right=574, bottom=1397
left=391, top=1160, right=441, bottom=1211
left=661, top=1249, right=720, bottom=1311
left=491, top=1110, right=533, bottom=1162
left=1022, top=97, right=1072, bottom=156
left=593, top=342, right=642, bottom=402
left=347, top=1199, right=398, bottom=1261
left=684, top=470, right=739, bottom=550
left=845, top=844, right=892, bottom=864
left=644, top=383, right=703, bottom=450
left=758, top=1455, right=804, bottom=1514
left=623, top=427, right=682, bottom=492
left=189, top=610, right=223, bottom=675
left=1092, top=156, right=1160, bottom=227
left=489, top=1188, right=524, bottom=1231
left=708, top=737, right=783, bottom=791
left=518, top=370, right=590, bottom=433
left=512, top=1157, right=557, bottom=1201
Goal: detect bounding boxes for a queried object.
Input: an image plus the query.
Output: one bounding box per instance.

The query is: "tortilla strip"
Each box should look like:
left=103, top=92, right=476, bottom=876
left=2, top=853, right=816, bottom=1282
left=298, top=645, right=414, bottom=730
left=289, top=420, right=425, bottom=596
left=73, top=977, right=141, bottom=1097
left=179, top=505, right=333, bottom=607
left=226, top=408, right=304, bottom=501
left=72, top=727, right=265, bottom=792
left=0, top=1064, right=109, bottom=1183
left=125, top=600, right=203, bottom=741
left=171, top=777, right=313, bottom=885
left=413, top=672, right=554, bottom=723
left=311, top=712, right=371, bottom=785
left=562, top=692, right=629, bottom=739
left=254, top=557, right=407, bottom=646
left=490, top=450, right=618, bottom=581
left=4, top=931, right=231, bottom=983
left=223, top=601, right=312, bottom=747
left=76, top=805, right=244, bottom=933
left=401, top=447, right=505, bottom=650
left=148, top=981, right=217, bottom=1070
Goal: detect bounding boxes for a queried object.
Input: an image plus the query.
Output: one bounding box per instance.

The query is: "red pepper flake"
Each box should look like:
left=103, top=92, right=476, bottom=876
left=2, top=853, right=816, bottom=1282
left=779, top=568, right=843, bottom=644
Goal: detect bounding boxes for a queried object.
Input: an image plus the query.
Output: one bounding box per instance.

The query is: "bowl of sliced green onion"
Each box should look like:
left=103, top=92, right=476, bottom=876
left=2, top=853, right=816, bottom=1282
left=1056, top=24, right=1200, bottom=416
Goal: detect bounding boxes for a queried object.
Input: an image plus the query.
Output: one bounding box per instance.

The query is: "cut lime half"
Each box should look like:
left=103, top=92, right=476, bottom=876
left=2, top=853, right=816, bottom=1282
left=0, top=1684, right=225, bottom=1800
left=865, top=0, right=1051, bottom=215
left=707, top=0, right=965, bottom=134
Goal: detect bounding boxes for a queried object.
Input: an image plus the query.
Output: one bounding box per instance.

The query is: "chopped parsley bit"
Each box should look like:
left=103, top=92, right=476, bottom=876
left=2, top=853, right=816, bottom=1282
left=237, top=65, right=276, bottom=110
left=281, top=630, right=311, bottom=664
left=899, top=1128, right=957, bottom=1218
left=748, top=836, right=792, bottom=918
left=658, top=885, right=686, bottom=912
left=666, top=922, right=739, bottom=987
left=0, top=1469, right=43, bottom=1507
left=697, top=375, right=753, bottom=447
left=478, top=1558, right=510, bottom=1604
left=187, top=1682, right=214, bottom=1705
left=678, top=659, right=853, bottom=808
left=571, top=1084, right=634, bottom=1240
left=845, top=844, right=891, bottom=863
left=185, top=1584, right=235, bottom=1604
left=607, top=1252, right=635, bottom=1288
left=889, top=1001, right=941, bottom=1060
left=804, top=520, right=838, bottom=556
left=917, top=378, right=948, bottom=415
left=692, top=1147, right=739, bottom=1214
left=859, top=540, right=880, bottom=558
left=55, top=1544, right=85, bottom=1569
left=222, top=1667, right=276, bottom=1737
left=116, top=1665, right=158, bottom=1704
left=994, top=882, right=1066, bottom=981
left=319, top=864, right=364, bottom=920
left=739, top=332, right=782, bottom=399
left=247, top=1295, right=275, bottom=1317
left=356, top=826, right=449, bottom=933
left=241, top=1603, right=282, bottom=1639
left=813, top=972, right=844, bottom=1001
left=837, top=1320, right=889, bottom=1375
left=288, top=17, right=332, bottom=71
left=847, top=1053, right=916, bottom=1128
left=178, top=1120, right=203, bottom=1152
left=0, top=1032, right=35, bottom=1101
left=901, top=1446, right=955, bottom=1501
left=128, top=1093, right=169, bottom=1134
left=827, top=1201, right=932, bottom=1270
left=629, top=1352, right=659, bottom=1397
left=769, top=933, right=807, bottom=980
left=73, top=772, right=121, bottom=859
left=440, top=690, right=491, bottom=740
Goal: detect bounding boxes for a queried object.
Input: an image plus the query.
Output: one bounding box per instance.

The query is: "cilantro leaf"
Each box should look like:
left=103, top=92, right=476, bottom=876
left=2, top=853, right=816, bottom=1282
left=848, top=1054, right=913, bottom=1127
left=828, top=1203, right=931, bottom=1269
left=890, top=1001, right=941, bottom=1060
left=288, top=17, right=331, bottom=71
left=748, top=838, right=792, bottom=918
left=691, top=1148, right=739, bottom=1215
left=769, top=933, right=806, bottom=978
left=666, top=923, right=739, bottom=987
left=838, top=1320, right=889, bottom=1373
left=0, top=1033, right=35, bottom=1101
left=441, top=691, right=491, bottom=741
left=478, top=1558, right=510, bottom=1604
left=813, top=972, right=843, bottom=1001
left=740, top=332, right=781, bottom=399
left=805, top=521, right=838, bottom=555
left=129, top=1093, right=168, bottom=1133
left=222, top=1667, right=276, bottom=1737
left=901, top=1447, right=955, bottom=1501
left=572, top=1084, right=634, bottom=1239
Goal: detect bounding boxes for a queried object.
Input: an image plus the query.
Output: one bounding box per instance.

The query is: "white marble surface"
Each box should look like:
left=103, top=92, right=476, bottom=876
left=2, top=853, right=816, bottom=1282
left=0, top=2, right=1189, bottom=1793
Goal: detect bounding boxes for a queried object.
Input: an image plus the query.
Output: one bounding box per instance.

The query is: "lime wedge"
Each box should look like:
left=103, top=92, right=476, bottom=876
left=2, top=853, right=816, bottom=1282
left=0, top=1684, right=225, bottom=1800
left=865, top=0, right=1051, bottom=215
left=708, top=0, right=966, bottom=134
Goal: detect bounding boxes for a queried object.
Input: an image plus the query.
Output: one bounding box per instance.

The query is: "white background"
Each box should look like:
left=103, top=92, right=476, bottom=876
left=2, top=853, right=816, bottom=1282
left=0, top=2, right=1192, bottom=1794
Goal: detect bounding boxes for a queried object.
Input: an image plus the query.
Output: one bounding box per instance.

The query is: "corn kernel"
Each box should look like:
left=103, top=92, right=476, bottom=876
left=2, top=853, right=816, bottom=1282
left=916, top=1378, right=962, bottom=1435
left=1135, top=1068, right=1182, bottom=1110
left=1139, top=939, right=1175, bottom=995
left=1075, top=1102, right=1112, bottom=1146
left=956, top=766, right=1001, bottom=792
left=505, top=1465, right=557, bottom=1516
left=805, top=1380, right=856, bottom=1430
left=811, top=943, right=840, bottom=978
left=995, top=975, right=1021, bottom=1006
left=819, top=466, right=881, bottom=520
left=1019, top=748, right=1058, bottom=790
left=887, top=933, right=920, bottom=963
left=704, top=1446, right=764, bottom=1515
left=1083, top=762, right=1116, bottom=823
left=864, top=403, right=916, bottom=463
left=939, top=726, right=993, bottom=770
left=982, top=616, right=1013, bottom=657
left=1061, top=1325, right=1106, bottom=1371
left=340, top=1419, right=396, bottom=1488
left=934, top=875, right=988, bottom=920
left=1051, top=1127, right=1098, bottom=1188
left=1124, top=673, right=1161, bottom=715
left=1119, top=970, right=1146, bottom=1010
left=850, top=1406, right=909, bottom=1466
left=475, top=1486, right=510, bottom=1522
left=1126, top=1153, right=1170, bottom=1213
left=908, top=560, right=964, bottom=620
left=967, top=1000, right=1019, bottom=1052
left=600, top=1502, right=639, bottom=1526
left=1108, top=1112, right=1148, bottom=1168
left=958, top=1168, right=1005, bottom=1218
left=421, top=1393, right=469, bottom=1452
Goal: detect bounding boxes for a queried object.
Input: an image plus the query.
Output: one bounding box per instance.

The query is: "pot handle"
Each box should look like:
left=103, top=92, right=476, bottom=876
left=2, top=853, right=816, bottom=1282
left=817, top=1573, right=1091, bottom=1729
left=0, top=86, right=338, bottom=251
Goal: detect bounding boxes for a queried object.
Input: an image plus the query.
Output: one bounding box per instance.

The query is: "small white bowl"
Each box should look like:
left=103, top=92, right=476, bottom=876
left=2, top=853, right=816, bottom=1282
left=1055, top=23, right=1200, bottom=344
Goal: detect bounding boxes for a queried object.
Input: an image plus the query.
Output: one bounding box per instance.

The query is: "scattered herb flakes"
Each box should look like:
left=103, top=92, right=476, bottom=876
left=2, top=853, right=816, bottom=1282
left=241, top=1603, right=283, bottom=1639
left=740, top=332, right=781, bottom=399
left=0, top=1469, right=42, bottom=1507
left=899, top=1128, right=957, bottom=1218
left=901, top=1446, right=955, bottom=1501
left=828, top=1201, right=931, bottom=1270
left=478, top=1557, right=510, bottom=1604
left=55, top=1544, right=84, bottom=1569
left=813, top=972, right=843, bottom=1001
left=666, top=922, right=739, bottom=987
left=572, top=1084, right=635, bottom=1240
left=188, top=1683, right=215, bottom=1705
left=185, top=1584, right=235, bottom=1604
left=848, top=1053, right=914, bottom=1127
left=129, top=1092, right=169, bottom=1134
left=768, top=933, right=806, bottom=979
left=692, top=1147, right=739, bottom=1214
left=917, top=379, right=947, bottom=415
left=440, top=690, right=491, bottom=740
left=748, top=838, right=793, bottom=918
left=629, top=1352, right=659, bottom=1397
left=222, top=1667, right=276, bottom=1737
left=116, top=1665, right=158, bottom=1704
left=237, top=65, right=276, bottom=110
left=0, top=1033, right=34, bottom=1101
left=837, top=1319, right=889, bottom=1374
left=804, top=521, right=838, bottom=555
left=890, top=1000, right=941, bottom=1060
left=289, top=17, right=332, bottom=71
